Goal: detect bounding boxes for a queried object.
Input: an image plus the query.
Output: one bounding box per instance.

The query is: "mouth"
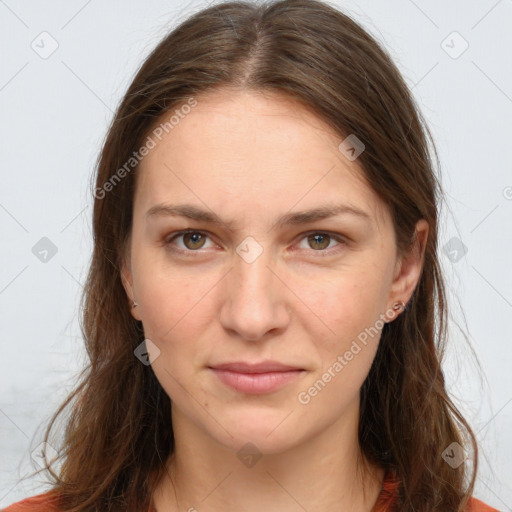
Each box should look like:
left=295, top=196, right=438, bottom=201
left=208, top=361, right=306, bottom=394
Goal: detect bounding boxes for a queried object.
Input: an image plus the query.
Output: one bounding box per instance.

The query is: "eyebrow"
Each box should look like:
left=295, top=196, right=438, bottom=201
left=145, top=202, right=372, bottom=230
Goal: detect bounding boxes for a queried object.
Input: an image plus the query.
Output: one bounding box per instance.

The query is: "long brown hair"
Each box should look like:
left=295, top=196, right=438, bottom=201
left=26, top=0, right=479, bottom=510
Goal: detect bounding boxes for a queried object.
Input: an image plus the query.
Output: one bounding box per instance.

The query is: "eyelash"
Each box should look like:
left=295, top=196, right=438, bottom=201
left=163, top=230, right=347, bottom=257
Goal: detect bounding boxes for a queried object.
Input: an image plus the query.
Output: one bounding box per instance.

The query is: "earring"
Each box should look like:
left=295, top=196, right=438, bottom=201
left=392, top=300, right=406, bottom=312
left=131, top=300, right=138, bottom=308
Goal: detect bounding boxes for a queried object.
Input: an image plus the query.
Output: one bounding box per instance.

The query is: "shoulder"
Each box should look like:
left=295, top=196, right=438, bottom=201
left=465, top=496, right=500, bottom=511
left=2, top=489, right=498, bottom=512
left=1, top=491, right=61, bottom=512
left=374, top=469, right=500, bottom=512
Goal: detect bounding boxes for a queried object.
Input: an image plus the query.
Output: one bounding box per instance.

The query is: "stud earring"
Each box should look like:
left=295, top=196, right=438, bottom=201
left=392, top=301, right=406, bottom=312
left=131, top=300, right=138, bottom=308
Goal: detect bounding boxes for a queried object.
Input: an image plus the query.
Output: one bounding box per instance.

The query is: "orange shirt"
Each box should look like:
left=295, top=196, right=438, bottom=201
left=2, top=469, right=500, bottom=511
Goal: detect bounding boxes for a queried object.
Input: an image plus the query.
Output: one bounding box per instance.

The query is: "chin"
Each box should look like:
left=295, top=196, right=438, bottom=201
left=208, top=409, right=306, bottom=455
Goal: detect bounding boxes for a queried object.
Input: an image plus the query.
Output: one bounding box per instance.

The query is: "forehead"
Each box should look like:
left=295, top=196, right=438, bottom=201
left=135, top=89, right=390, bottom=229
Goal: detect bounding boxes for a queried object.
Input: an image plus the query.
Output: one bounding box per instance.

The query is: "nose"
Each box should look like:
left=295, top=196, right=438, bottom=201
left=219, top=251, right=290, bottom=341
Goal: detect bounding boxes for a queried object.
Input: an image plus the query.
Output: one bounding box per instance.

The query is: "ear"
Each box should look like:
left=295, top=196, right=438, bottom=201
left=386, top=219, right=429, bottom=314
left=120, top=249, right=142, bottom=322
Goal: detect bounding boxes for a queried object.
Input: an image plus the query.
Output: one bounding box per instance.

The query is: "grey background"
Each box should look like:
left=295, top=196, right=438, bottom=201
left=1, top=0, right=511, bottom=509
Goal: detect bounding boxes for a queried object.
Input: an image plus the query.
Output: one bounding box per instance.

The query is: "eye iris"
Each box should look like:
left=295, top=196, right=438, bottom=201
left=308, top=234, right=330, bottom=250
left=180, top=233, right=333, bottom=251
left=183, top=232, right=206, bottom=250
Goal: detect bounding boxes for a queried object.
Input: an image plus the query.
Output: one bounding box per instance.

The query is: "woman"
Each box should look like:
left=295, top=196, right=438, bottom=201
left=3, top=0, right=499, bottom=510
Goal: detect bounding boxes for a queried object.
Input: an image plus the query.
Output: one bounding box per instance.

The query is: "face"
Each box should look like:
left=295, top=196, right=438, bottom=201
left=121, top=89, right=426, bottom=454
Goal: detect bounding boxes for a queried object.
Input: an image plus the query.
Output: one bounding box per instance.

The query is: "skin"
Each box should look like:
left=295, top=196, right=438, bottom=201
left=121, top=88, right=428, bottom=512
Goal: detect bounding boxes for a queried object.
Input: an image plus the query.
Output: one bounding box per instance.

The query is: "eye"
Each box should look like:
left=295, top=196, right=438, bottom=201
left=163, top=230, right=346, bottom=256
left=296, top=232, right=345, bottom=254
left=164, top=230, right=216, bottom=252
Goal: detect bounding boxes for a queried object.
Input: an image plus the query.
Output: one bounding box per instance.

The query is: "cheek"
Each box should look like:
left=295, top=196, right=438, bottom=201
left=133, top=254, right=214, bottom=339
left=135, top=266, right=214, bottom=400
left=133, top=260, right=225, bottom=396
left=299, top=267, right=388, bottom=350
left=295, top=276, right=384, bottom=413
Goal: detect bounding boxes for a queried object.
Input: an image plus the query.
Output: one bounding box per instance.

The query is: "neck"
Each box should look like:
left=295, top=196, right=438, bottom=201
left=151, top=399, right=385, bottom=512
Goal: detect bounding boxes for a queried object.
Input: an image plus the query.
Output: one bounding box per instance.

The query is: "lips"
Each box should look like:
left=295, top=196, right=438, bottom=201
left=210, top=361, right=303, bottom=373
left=208, top=360, right=306, bottom=394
